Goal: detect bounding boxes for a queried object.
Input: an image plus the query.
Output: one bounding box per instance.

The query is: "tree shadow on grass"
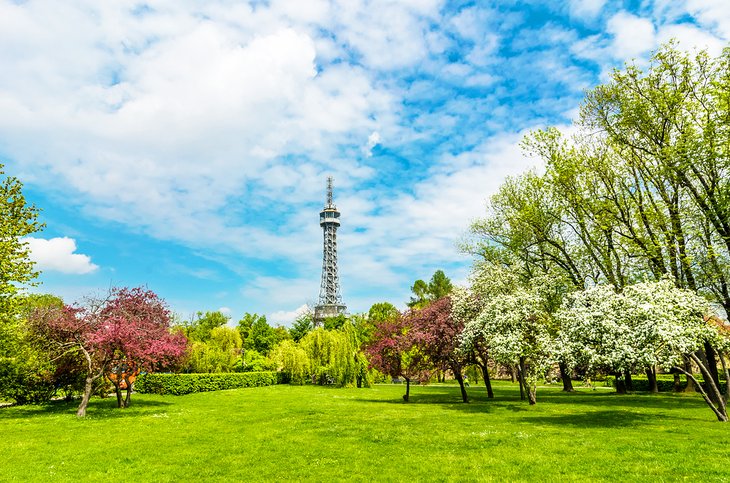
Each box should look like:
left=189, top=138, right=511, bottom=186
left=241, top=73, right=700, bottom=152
left=0, top=398, right=173, bottom=420
left=357, top=384, right=712, bottom=421
left=519, top=409, right=671, bottom=428
left=536, top=389, right=709, bottom=411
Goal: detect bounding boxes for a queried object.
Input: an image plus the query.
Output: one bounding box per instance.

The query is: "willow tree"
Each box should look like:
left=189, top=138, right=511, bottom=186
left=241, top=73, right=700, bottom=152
left=300, top=322, right=360, bottom=387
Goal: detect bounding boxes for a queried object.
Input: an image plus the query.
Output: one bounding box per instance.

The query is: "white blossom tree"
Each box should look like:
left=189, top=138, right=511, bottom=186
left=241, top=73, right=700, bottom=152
left=558, top=278, right=729, bottom=421
left=459, top=263, right=556, bottom=405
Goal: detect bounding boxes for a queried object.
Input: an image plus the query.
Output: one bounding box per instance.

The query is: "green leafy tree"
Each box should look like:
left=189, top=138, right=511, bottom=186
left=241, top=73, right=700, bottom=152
left=469, top=45, right=730, bottom=391
left=408, top=270, right=453, bottom=308
left=408, top=279, right=430, bottom=308
left=0, top=294, right=78, bottom=404
left=323, top=314, right=347, bottom=331
left=428, top=270, right=453, bottom=300
left=183, top=311, right=230, bottom=342
left=300, top=323, right=361, bottom=387
left=368, top=302, right=399, bottom=324
left=244, top=314, right=277, bottom=355
left=289, top=312, right=314, bottom=342
left=0, top=164, right=43, bottom=359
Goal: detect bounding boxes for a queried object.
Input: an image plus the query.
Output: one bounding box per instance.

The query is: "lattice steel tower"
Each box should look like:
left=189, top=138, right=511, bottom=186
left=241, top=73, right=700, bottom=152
left=314, top=176, right=346, bottom=323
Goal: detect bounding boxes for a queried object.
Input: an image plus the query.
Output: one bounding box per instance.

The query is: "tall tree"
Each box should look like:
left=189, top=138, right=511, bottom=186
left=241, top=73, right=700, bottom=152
left=0, top=164, right=42, bottom=358
left=184, top=311, right=230, bottom=342
left=368, top=302, right=399, bottom=324
left=408, top=270, right=453, bottom=308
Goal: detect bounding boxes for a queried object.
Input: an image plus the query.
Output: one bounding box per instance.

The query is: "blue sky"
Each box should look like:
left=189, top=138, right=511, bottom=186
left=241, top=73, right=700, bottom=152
left=2, top=0, right=729, bottom=325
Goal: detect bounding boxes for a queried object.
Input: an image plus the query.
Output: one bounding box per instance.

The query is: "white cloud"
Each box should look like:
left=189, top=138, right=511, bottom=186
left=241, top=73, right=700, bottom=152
left=364, top=131, right=381, bottom=157
left=268, top=304, right=311, bottom=326
left=0, top=3, right=393, bottom=261
left=684, top=0, right=730, bottom=38
left=24, top=237, right=98, bottom=275
left=218, top=306, right=232, bottom=316
left=656, top=23, right=726, bottom=55
left=607, top=11, right=656, bottom=59
left=569, top=0, right=606, bottom=21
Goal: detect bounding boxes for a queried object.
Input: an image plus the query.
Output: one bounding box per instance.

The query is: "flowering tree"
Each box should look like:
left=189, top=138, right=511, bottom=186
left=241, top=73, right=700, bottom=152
left=411, top=297, right=469, bottom=402
left=95, top=288, right=187, bottom=409
left=30, top=287, right=187, bottom=417
left=452, top=287, right=494, bottom=398
left=364, top=313, right=431, bottom=402
left=558, top=279, right=729, bottom=421
left=460, top=264, right=555, bottom=405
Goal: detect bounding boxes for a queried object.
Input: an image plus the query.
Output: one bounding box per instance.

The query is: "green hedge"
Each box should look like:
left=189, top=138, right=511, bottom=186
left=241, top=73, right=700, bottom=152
left=605, top=375, right=727, bottom=393
left=135, top=372, right=283, bottom=395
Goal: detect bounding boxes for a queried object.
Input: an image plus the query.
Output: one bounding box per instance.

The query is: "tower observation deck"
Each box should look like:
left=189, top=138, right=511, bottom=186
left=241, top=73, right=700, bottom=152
left=314, top=176, right=346, bottom=324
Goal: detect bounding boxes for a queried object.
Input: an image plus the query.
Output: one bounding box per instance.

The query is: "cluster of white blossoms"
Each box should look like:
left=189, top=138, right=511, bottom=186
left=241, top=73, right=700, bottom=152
left=455, top=264, right=726, bottom=383
left=557, top=278, right=717, bottom=373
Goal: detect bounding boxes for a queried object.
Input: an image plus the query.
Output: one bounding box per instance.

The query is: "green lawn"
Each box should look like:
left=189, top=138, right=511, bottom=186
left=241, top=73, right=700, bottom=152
left=1, top=381, right=729, bottom=482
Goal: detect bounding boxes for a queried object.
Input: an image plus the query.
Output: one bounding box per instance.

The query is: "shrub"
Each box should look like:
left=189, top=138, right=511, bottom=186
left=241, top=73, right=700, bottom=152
left=604, top=375, right=727, bottom=393
left=235, top=349, right=277, bottom=373
left=135, top=372, right=279, bottom=395
left=0, top=358, right=56, bottom=404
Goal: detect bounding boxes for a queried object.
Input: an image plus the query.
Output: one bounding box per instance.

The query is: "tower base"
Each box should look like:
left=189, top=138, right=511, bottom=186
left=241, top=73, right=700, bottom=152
left=314, top=304, right=347, bottom=326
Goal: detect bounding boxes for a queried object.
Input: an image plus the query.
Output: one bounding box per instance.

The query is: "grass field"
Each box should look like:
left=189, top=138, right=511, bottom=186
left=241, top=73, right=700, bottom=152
left=1, top=381, right=729, bottom=482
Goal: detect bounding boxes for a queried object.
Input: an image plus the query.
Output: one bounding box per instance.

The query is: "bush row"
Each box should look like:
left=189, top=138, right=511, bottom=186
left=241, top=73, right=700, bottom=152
left=605, top=375, right=727, bottom=393
left=135, top=372, right=283, bottom=395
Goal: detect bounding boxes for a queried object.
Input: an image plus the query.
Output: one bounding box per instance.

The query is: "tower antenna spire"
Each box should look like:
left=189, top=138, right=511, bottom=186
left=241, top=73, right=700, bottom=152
left=326, top=176, right=334, bottom=207
left=314, top=176, right=346, bottom=324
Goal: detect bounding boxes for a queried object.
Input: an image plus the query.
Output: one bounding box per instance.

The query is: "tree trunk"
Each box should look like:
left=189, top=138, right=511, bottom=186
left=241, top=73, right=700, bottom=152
left=614, top=372, right=627, bottom=395
left=672, top=370, right=682, bottom=392
left=510, top=365, right=517, bottom=383
left=689, top=353, right=728, bottom=421
left=76, top=375, right=95, bottom=418
left=110, top=373, right=123, bottom=408
left=518, top=357, right=528, bottom=401
left=527, top=383, right=537, bottom=405
left=453, top=368, right=469, bottom=403
left=559, top=362, right=574, bottom=392
left=76, top=347, right=102, bottom=418
left=624, top=370, right=633, bottom=391
left=675, top=358, right=728, bottom=422
left=645, top=366, right=658, bottom=393
left=703, top=342, right=722, bottom=405
left=403, top=377, right=410, bottom=402
left=480, top=363, right=494, bottom=399
left=124, top=375, right=133, bottom=408
left=683, top=359, right=697, bottom=393
left=719, top=351, right=730, bottom=403
left=517, top=367, right=525, bottom=400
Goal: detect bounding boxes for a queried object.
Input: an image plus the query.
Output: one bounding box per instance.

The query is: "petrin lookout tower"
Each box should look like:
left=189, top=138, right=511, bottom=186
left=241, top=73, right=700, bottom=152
left=314, top=176, right=346, bottom=324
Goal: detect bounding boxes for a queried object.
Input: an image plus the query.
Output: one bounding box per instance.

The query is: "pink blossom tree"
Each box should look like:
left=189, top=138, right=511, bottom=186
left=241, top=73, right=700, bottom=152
left=30, top=287, right=187, bottom=417
left=409, top=297, right=470, bottom=403
left=364, top=312, right=431, bottom=402
left=95, top=287, right=187, bottom=409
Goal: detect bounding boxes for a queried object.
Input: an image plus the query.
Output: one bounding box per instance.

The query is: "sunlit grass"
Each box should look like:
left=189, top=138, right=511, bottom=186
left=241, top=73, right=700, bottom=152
left=1, top=381, right=728, bottom=481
